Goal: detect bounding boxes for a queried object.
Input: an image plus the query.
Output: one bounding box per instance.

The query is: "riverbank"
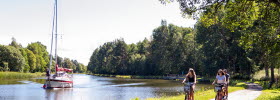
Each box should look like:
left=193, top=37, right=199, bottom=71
left=132, top=86, right=245, bottom=100
left=91, top=74, right=211, bottom=83
left=0, top=72, right=44, bottom=79
left=91, top=74, right=164, bottom=79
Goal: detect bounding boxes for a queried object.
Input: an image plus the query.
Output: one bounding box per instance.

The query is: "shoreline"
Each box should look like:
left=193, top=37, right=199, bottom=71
left=90, top=74, right=212, bottom=83
left=90, top=74, right=164, bottom=79
left=133, top=82, right=249, bottom=100
left=0, top=72, right=45, bottom=79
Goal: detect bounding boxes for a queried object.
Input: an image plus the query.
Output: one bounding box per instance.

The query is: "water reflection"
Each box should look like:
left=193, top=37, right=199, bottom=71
left=0, top=74, right=212, bottom=100
left=45, top=89, right=73, bottom=100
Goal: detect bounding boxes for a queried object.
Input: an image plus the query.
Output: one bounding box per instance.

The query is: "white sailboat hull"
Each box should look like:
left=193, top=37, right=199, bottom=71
left=45, top=79, right=73, bottom=88
left=44, top=74, right=73, bottom=88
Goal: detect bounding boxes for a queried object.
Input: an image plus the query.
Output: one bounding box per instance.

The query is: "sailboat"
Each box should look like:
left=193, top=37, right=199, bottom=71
left=43, top=0, right=73, bottom=88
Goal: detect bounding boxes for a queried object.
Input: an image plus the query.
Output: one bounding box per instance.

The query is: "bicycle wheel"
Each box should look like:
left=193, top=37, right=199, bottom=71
left=215, top=92, right=221, bottom=100
left=215, top=93, right=218, bottom=100
left=185, top=93, right=188, bottom=100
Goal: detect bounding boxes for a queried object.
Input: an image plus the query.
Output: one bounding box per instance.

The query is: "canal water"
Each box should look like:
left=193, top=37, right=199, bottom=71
left=0, top=74, right=212, bottom=100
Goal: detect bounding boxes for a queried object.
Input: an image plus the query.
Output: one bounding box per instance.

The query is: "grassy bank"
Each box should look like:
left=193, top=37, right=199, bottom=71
left=0, top=72, right=44, bottom=79
left=132, top=86, right=245, bottom=100
left=252, top=69, right=280, bottom=100
left=92, top=74, right=164, bottom=79
left=255, top=89, right=280, bottom=100
left=253, top=69, right=279, bottom=80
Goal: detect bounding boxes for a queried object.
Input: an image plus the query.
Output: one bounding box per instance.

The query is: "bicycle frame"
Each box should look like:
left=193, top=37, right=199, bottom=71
left=184, top=82, right=194, bottom=100
left=214, top=84, right=226, bottom=100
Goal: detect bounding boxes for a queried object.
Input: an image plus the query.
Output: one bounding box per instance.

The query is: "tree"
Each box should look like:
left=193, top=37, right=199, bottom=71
left=27, top=42, right=49, bottom=72
left=160, top=0, right=280, bottom=19
left=112, top=38, right=128, bottom=75
left=19, top=48, right=30, bottom=72
left=62, top=58, right=73, bottom=69
left=71, top=60, right=79, bottom=72
left=26, top=49, right=37, bottom=73
left=160, top=0, right=279, bottom=87
left=88, top=49, right=100, bottom=73
left=0, top=45, right=25, bottom=72
left=150, top=22, right=196, bottom=75
left=9, top=37, right=22, bottom=49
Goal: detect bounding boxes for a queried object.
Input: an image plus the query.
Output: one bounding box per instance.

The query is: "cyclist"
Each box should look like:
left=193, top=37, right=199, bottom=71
left=223, top=69, right=230, bottom=98
left=182, top=68, right=197, bottom=100
left=212, top=69, right=226, bottom=99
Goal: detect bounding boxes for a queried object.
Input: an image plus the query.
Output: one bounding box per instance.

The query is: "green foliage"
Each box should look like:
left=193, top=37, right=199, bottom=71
left=4, top=62, right=9, bottom=71
left=253, top=69, right=280, bottom=81
left=9, top=37, right=22, bottom=49
left=0, top=72, right=44, bottom=79
left=255, top=89, right=280, bottom=100
left=27, top=42, right=49, bottom=72
left=0, top=38, right=83, bottom=74
left=88, top=24, right=196, bottom=75
left=62, top=58, right=73, bottom=69
left=0, top=45, right=25, bottom=72
left=26, top=49, right=36, bottom=72
left=19, top=48, right=30, bottom=72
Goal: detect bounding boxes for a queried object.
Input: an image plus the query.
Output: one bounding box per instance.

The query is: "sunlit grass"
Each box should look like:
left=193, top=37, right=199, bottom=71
left=92, top=74, right=164, bottom=79
left=253, top=69, right=279, bottom=80
left=131, top=86, right=245, bottom=100
left=116, top=75, right=132, bottom=78
left=255, top=89, right=280, bottom=100
left=0, top=72, right=44, bottom=79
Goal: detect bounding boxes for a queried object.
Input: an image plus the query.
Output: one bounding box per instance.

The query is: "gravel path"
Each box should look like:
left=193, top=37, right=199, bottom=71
left=210, top=82, right=262, bottom=100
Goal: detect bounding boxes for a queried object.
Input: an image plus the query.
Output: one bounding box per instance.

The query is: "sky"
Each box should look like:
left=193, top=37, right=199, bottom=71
left=0, top=0, right=196, bottom=65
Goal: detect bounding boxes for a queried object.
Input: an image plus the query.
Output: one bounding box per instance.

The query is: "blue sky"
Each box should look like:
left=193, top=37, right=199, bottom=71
left=0, top=0, right=196, bottom=64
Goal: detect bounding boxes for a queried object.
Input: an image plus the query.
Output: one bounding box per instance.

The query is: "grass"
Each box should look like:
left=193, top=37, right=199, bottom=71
left=252, top=69, right=280, bottom=100
left=116, top=75, right=132, bottom=78
left=0, top=72, right=44, bottom=79
left=131, top=85, right=245, bottom=100
left=253, top=69, right=279, bottom=80
left=252, top=69, right=280, bottom=89
left=255, top=89, right=280, bottom=100
left=92, top=74, right=164, bottom=79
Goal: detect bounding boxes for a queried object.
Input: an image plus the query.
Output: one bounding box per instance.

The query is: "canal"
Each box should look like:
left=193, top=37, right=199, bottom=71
left=0, top=74, right=212, bottom=100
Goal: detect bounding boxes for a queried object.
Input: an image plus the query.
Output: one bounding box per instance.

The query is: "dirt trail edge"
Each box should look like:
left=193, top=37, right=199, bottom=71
left=210, top=82, right=263, bottom=100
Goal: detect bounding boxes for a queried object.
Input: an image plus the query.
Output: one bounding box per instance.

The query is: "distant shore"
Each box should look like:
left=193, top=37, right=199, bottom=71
left=91, top=74, right=164, bottom=79
left=90, top=74, right=212, bottom=84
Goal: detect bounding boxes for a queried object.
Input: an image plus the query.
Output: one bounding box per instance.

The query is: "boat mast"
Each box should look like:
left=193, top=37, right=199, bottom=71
left=54, top=0, right=58, bottom=74
left=48, top=0, right=57, bottom=74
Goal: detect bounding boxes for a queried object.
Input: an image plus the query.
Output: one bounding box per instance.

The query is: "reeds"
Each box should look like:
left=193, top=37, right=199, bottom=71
left=0, top=72, right=44, bottom=79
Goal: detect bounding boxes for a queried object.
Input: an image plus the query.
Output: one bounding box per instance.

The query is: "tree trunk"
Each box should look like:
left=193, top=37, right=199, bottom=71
left=269, top=66, right=275, bottom=89
left=265, top=64, right=269, bottom=78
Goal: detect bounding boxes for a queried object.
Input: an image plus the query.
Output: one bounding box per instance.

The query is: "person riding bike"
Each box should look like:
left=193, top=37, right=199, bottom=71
left=223, top=69, right=230, bottom=98
left=212, top=69, right=226, bottom=100
left=182, top=68, right=196, bottom=100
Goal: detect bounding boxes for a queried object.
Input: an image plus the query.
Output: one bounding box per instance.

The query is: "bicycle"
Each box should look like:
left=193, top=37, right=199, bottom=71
left=214, top=84, right=227, bottom=100
left=183, top=82, right=194, bottom=100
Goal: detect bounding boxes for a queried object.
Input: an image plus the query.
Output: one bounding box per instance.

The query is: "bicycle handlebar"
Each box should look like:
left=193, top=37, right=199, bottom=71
left=183, top=82, right=195, bottom=86
left=214, top=83, right=225, bottom=87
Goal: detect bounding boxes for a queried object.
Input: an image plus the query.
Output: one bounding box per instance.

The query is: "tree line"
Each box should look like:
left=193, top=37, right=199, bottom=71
left=0, top=38, right=87, bottom=73
left=87, top=23, right=197, bottom=75
left=167, top=0, right=280, bottom=88
left=88, top=0, right=279, bottom=87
